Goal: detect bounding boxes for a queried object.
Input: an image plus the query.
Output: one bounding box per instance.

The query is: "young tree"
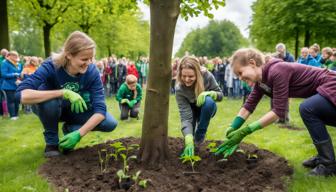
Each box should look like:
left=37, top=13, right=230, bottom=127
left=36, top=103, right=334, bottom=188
left=139, top=0, right=225, bottom=167
left=0, top=0, right=10, bottom=49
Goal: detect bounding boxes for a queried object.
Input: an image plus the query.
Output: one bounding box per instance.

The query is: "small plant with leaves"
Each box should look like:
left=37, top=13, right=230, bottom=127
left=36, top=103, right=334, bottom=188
left=246, top=153, right=258, bottom=164
left=207, top=142, right=217, bottom=153
left=114, top=143, right=144, bottom=190
left=180, top=155, right=201, bottom=173
left=109, top=141, right=126, bottom=161
left=138, top=179, right=150, bottom=189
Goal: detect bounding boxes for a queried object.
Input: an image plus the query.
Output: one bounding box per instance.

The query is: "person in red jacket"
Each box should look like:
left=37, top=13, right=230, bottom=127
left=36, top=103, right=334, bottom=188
left=127, top=61, right=139, bottom=79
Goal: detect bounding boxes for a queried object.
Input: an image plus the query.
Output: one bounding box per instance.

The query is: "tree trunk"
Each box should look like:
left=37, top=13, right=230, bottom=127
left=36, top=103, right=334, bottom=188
left=0, top=0, right=10, bottom=49
left=107, top=45, right=111, bottom=57
left=304, top=29, right=310, bottom=47
left=139, top=0, right=180, bottom=167
left=294, top=28, right=299, bottom=59
left=43, top=24, right=52, bottom=58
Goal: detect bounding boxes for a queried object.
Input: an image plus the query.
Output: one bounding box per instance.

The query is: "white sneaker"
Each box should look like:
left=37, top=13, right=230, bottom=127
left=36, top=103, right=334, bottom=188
left=10, top=116, right=19, bottom=120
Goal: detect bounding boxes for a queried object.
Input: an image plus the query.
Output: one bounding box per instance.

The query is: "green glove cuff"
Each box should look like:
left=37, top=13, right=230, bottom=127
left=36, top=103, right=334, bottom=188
left=208, top=91, right=217, bottom=100
left=248, top=121, right=262, bottom=133
left=185, top=134, right=194, bottom=146
left=231, top=116, right=245, bottom=129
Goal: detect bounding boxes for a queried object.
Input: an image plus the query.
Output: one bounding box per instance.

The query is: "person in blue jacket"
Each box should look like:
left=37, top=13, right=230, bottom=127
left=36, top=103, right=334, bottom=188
left=1, top=51, right=22, bottom=120
left=16, top=31, right=118, bottom=157
left=297, top=47, right=319, bottom=67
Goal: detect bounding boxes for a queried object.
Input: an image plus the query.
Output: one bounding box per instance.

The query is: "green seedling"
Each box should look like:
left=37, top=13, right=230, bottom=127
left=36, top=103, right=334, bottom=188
left=116, top=169, right=130, bottom=183
left=236, top=149, right=245, bottom=154
left=248, top=153, right=258, bottom=159
left=181, top=155, right=201, bottom=173
left=98, top=149, right=104, bottom=173
left=138, top=179, right=150, bottom=188
left=110, top=142, right=126, bottom=161
left=207, top=142, right=217, bottom=153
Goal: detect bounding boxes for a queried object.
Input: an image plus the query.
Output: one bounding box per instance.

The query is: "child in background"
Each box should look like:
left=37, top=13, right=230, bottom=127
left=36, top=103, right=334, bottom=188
left=21, top=56, right=39, bottom=113
left=320, top=47, right=333, bottom=69
left=116, top=74, right=142, bottom=120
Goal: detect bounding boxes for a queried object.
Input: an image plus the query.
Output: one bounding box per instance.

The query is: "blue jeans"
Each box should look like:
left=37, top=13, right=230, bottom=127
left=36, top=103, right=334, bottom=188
left=232, top=79, right=241, bottom=98
left=299, top=94, right=336, bottom=143
left=194, top=96, right=217, bottom=142
left=5, top=90, right=19, bottom=117
left=33, top=99, right=118, bottom=145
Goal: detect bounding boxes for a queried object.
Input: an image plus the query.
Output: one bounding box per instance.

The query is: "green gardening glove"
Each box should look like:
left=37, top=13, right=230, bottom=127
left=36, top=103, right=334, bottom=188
left=59, top=130, right=81, bottom=150
left=180, top=134, right=194, bottom=158
left=225, top=116, right=245, bottom=137
left=121, top=99, right=130, bottom=104
left=127, top=100, right=137, bottom=108
left=215, top=121, right=262, bottom=157
left=196, top=91, right=217, bottom=107
left=63, top=89, right=88, bottom=113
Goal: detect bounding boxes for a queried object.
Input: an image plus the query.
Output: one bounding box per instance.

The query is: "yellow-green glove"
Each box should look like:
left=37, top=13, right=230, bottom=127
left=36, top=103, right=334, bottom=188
left=63, top=89, right=87, bottom=113
left=196, top=91, right=217, bottom=107
left=121, top=99, right=130, bottom=104
left=180, top=134, right=194, bottom=158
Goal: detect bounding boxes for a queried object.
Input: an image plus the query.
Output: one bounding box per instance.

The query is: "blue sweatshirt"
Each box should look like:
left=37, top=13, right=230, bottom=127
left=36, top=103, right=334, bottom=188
left=16, top=58, right=106, bottom=116
left=1, top=59, right=22, bottom=90
left=297, top=55, right=320, bottom=67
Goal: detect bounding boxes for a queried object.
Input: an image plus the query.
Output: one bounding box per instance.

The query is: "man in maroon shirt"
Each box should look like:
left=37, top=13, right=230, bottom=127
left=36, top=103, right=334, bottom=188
left=215, top=48, right=336, bottom=177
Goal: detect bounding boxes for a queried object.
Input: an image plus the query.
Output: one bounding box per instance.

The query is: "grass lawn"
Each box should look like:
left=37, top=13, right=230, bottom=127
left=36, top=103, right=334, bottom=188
left=1, top=95, right=336, bottom=191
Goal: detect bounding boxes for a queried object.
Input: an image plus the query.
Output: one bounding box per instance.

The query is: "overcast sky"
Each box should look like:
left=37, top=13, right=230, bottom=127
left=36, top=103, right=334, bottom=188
left=139, top=0, right=256, bottom=55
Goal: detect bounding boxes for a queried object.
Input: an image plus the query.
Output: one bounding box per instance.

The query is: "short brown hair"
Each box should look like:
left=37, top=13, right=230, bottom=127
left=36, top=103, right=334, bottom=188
left=126, top=74, right=137, bottom=84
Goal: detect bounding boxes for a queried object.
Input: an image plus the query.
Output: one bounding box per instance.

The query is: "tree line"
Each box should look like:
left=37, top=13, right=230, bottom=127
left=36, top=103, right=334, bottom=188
left=1, top=0, right=149, bottom=59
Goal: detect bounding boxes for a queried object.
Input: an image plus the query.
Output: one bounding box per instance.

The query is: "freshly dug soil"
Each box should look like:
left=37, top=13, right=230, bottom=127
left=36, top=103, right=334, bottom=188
left=39, top=137, right=293, bottom=192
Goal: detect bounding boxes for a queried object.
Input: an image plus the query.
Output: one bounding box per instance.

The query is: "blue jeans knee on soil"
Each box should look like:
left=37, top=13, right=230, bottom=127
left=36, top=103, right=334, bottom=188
left=299, top=94, right=336, bottom=144
left=33, top=99, right=118, bottom=145
left=195, top=96, right=217, bottom=142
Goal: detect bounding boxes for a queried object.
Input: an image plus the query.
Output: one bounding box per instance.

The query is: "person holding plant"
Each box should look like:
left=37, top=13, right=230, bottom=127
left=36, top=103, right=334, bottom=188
left=16, top=31, right=118, bottom=157
left=116, top=74, right=142, bottom=120
left=215, top=48, right=336, bottom=177
left=175, top=56, right=223, bottom=158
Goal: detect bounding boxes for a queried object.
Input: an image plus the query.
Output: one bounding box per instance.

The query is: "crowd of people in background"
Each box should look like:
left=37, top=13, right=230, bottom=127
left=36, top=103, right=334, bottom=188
left=1, top=42, right=336, bottom=121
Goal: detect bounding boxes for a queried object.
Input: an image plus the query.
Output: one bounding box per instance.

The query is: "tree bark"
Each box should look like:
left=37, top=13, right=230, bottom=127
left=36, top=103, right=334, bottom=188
left=139, top=0, right=180, bottom=167
left=304, top=29, right=310, bottom=47
left=294, top=28, right=299, bottom=59
left=0, top=0, right=10, bottom=49
left=43, top=24, right=52, bottom=58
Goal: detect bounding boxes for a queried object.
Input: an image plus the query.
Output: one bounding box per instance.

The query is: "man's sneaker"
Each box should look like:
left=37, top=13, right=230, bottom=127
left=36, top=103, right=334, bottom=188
left=44, top=145, right=61, bottom=157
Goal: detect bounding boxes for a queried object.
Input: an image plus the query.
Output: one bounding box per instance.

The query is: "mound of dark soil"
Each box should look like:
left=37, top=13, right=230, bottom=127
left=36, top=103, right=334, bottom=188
left=39, top=137, right=293, bottom=192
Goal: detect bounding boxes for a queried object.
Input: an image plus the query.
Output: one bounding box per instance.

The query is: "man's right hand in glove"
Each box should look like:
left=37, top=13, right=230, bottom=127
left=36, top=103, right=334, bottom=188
left=180, top=134, right=194, bottom=158
left=63, top=89, right=87, bottom=113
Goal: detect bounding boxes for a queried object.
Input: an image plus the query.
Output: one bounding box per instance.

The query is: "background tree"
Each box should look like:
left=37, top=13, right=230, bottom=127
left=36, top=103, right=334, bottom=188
left=250, top=0, right=336, bottom=58
left=0, top=0, right=10, bottom=49
left=7, top=0, right=149, bottom=59
left=176, top=20, right=247, bottom=58
left=21, top=0, right=72, bottom=57
left=139, top=0, right=225, bottom=167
